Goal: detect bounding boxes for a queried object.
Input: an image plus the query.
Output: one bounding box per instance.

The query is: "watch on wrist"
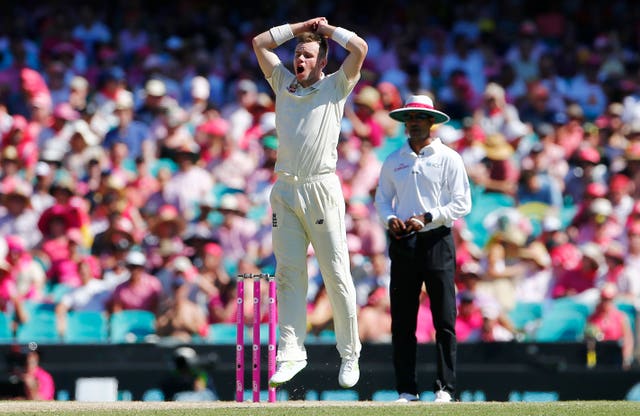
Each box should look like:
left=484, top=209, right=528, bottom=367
left=424, top=212, right=433, bottom=223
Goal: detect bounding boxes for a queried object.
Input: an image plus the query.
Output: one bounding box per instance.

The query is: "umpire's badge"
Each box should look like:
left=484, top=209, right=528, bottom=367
left=272, top=213, right=278, bottom=227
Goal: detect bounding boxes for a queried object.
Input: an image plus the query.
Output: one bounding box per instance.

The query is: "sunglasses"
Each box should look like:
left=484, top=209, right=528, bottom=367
left=404, top=113, right=431, bottom=121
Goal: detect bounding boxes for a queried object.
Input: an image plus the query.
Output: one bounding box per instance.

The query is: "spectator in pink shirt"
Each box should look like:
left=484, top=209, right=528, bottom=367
left=5, top=235, right=46, bottom=301
left=0, top=256, right=27, bottom=327
left=163, top=143, right=214, bottom=221
left=7, top=345, right=55, bottom=400
left=550, top=243, right=603, bottom=299
left=109, top=250, right=162, bottom=314
left=586, top=283, right=634, bottom=369
left=455, top=290, right=484, bottom=342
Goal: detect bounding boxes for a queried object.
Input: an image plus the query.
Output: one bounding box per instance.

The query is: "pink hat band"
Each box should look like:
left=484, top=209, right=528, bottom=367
left=406, top=102, right=436, bottom=110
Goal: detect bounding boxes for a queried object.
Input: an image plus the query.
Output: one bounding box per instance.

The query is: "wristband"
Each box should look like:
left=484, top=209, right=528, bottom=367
left=331, top=27, right=355, bottom=48
left=270, top=24, right=294, bottom=46
left=424, top=212, right=433, bottom=223
left=409, top=217, right=425, bottom=229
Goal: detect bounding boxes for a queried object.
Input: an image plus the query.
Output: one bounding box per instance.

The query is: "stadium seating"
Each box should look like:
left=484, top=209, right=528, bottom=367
left=0, top=312, right=13, bottom=342
left=534, top=309, right=587, bottom=342
left=16, top=301, right=59, bottom=343
left=109, top=310, right=156, bottom=343
left=508, top=301, right=543, bottom=334
left=64, top=311, right=108, bottom=343
left=207, top=323, right=237, bottom=344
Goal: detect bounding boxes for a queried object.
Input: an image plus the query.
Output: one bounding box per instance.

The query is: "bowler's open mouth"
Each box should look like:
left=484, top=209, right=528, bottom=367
left=296, top=66, right=304, bottom=74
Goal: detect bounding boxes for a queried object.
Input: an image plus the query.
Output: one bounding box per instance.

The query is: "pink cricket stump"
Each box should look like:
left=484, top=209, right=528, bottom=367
left=252, top=275, right=261, bottom=402
left=267, top=274, right=277, bottom=402
left=235, top=275, right=245, bottom=402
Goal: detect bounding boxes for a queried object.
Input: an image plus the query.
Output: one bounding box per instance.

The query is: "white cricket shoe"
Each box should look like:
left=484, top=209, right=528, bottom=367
left=268, top=360, right=307, bottom=387
left=396, top=392, right=419, bottom=402
left=338, top=357, right=360, bottom=388
left=434, top=389, right=453, bottom=403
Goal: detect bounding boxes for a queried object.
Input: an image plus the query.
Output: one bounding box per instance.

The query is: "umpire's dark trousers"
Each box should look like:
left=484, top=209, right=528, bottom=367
left=388, top=226, right=457, bottom=397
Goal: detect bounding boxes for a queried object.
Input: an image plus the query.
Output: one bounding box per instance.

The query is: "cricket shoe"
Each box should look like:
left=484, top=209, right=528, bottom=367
left=338, top=357, right=360, bottom=388
left=396, top=392, right=419, bottom=402
left=268, top=360, right=307, bottom=387
left=434, top=389, right=453, bottom=403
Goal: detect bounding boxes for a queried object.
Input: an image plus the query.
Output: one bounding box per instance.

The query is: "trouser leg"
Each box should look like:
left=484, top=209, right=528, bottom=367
left=421, top=232, right=457, bottom=395
left=271, top=185, right=310, bottom=362
left=389, top=248, right=423, bottom=395
left=304, top=176, right=361, bottom=359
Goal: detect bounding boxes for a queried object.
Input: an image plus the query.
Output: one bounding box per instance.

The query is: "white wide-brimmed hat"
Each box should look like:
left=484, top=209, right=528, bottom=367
left=389, top=95, right=450, bottom=124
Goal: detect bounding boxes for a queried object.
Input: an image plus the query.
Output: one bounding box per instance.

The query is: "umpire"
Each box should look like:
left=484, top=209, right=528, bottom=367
left=374, top=95, right=472, bottom=403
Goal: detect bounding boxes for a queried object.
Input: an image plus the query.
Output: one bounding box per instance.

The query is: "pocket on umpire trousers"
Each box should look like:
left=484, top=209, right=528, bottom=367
left=388, top=232, right=417, bottom=259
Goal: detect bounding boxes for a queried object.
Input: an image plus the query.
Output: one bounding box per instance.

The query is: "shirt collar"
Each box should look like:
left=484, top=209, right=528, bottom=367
left=402, top=137, right=443, bottom=156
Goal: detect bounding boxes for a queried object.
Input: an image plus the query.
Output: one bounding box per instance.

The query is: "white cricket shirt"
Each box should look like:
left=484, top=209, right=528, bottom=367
left=267, top=63, right=358, bottom=178
left=374, top=138, right=472, bottom=230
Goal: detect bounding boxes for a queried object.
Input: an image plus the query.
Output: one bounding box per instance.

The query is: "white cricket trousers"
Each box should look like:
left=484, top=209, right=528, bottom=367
left=270, top=172, right=361, bottom=362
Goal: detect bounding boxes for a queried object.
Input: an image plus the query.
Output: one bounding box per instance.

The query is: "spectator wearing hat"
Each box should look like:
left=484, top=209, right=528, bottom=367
left=586, top=283, right=635, bottom=370
left=103, top=89, right=151, bottom=161
left=64, top=119, right=105, bottom=179
left=602, top=241, right=627, bottom=289
left=375, top=81, right=404, bottom=140
left=88, top=66, right=128, bottom=138
left=1, top=115, right=39, bottom=181
left=455, top=290, right=484, bottom=342
left=0, top=180, right=42, bottom=249
left=554, top=103, right=586, bottom=162
left=143, top=204, right=186, bottom=270
left=571, top=197, right=622, bottom=250
left=344, top=85, right=384, bottom=148
left=513, top=240, right=553, bottom=304
left=439, top=70, right=478, bottom=122
left=163, top=141, right=213, bottom=222
left=37, top=102, right=80, bottom=161
left=197, top=242, right=234, bottom=324
left=483, top=213, right=531, bottom=312
left=550, top=242, right=604, bottom=299
left=473, top=133, right=519, bottom=196
left=152, top=105, right=194, bottom=161
left=221, top=79, right=259, bottom=145
left=211, top=193, right=259, bottom=266
left=5, top=235, right=46, bottom=301
left=473, top=82, right=522, bottom=138
left=564, top=145, right=606, bottom=205
left=109, top=250, right=162, bottom=314
left=183, top=76, right=210, bottom=127
left=195, top=117, right=229, bottom=166
left=156, top=273, right=208, bottom=343
left=91, top=212, right=136, bottom=264
left=608, top=173, right=635, bottom=225
left=206, top=119, right=257, bottom=191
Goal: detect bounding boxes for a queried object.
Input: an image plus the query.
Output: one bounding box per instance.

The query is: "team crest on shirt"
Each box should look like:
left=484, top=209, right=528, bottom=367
left=287, top=81, right=299, bottom=93
left=394, top=163, right=411, bottom=172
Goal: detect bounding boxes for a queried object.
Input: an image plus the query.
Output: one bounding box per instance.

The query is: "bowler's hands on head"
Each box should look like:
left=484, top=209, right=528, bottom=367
left=307, top=17, right=328, bottom=33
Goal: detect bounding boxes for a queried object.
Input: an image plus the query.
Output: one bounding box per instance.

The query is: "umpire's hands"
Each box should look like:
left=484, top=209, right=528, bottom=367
left=388, top=217, right=411, bottom=239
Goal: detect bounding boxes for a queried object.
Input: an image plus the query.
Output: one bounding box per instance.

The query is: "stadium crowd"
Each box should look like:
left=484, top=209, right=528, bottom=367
left=1, top=0, right=640, bottom=367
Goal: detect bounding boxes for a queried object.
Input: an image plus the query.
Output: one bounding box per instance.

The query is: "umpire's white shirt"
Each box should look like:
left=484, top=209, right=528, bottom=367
left=375, top=138, right=472, bottom=229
